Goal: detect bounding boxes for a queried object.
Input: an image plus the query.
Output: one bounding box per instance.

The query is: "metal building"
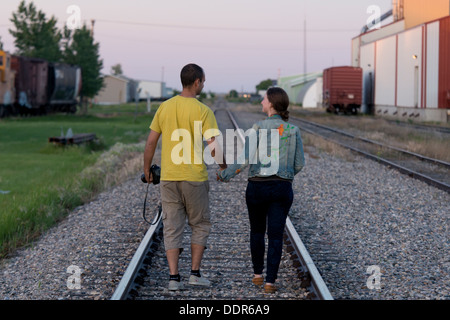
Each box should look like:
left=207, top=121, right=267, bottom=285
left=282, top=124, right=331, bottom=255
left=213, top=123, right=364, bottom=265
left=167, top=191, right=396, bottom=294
left=352, top=0, right=450, bottom=122
left=94, top=75, right=129, bottom=105
left=278, top=72, right=323, bottom=108
left=137, top=80, right=167, bottom=101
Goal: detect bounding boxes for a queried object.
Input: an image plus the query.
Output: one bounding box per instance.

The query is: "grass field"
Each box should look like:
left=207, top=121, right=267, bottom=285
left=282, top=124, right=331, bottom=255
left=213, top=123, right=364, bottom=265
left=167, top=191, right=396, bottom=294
left=0, top=102, right=158, bottom=258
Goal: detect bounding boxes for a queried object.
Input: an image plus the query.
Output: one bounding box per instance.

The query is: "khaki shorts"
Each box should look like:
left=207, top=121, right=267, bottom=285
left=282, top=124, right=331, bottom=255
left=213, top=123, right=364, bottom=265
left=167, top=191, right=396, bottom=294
left=160, top=181, right=211, bottom=251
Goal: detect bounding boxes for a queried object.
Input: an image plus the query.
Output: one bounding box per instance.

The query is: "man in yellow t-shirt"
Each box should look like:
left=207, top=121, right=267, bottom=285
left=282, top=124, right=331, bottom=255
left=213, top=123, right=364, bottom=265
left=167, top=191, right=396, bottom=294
left=143, top=64, right=226, bottom=291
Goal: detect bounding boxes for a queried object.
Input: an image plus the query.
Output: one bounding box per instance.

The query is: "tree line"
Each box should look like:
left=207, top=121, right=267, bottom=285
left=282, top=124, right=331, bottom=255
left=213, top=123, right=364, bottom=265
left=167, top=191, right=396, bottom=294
left=4, top=1, right=103, bottom=114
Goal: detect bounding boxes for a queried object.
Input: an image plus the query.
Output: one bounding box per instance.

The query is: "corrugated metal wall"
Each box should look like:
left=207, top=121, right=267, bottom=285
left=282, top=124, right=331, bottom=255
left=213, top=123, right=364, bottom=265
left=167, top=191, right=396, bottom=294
left=404, top=0, right=450, bottom=30
left=439, top=15, right=450, bottom=109
left=360, top=43, right=375, bottom=111
left=369, top=15, right=449, bottom=110
left=426, top=21, right=440, bottom=108
left=375, top=36, right=397, bottom=106
left=397, top=26, right=423, bottom=108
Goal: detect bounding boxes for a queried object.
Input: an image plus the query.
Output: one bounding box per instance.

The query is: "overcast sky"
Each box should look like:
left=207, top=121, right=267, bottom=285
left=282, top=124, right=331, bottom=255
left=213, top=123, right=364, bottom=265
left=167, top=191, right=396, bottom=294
left=0, top=0, right=393, bottom=93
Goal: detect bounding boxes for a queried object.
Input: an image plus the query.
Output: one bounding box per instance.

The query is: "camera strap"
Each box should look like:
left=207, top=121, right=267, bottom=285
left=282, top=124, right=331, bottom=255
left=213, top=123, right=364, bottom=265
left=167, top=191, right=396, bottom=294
left=143, top=183, right=162, bottom=225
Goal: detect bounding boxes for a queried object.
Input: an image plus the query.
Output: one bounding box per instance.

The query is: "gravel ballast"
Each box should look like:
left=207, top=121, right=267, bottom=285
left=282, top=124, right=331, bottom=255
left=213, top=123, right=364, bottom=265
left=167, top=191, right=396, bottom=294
left=291, top=149, right=449, bottom=300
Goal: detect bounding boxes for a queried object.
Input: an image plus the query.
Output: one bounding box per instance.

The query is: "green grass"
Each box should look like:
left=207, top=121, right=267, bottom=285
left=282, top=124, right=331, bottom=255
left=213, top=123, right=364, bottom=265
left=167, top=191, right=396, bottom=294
left=0, top=102, right=158, bottom=258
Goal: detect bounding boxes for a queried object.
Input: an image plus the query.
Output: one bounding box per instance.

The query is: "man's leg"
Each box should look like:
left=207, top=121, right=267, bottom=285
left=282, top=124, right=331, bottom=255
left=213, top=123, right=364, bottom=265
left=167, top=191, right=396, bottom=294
left=182, top=181, right=212, bottom=286
left=160, top=181, right=186, bottom=290
left=191, top=243, right=205, bottom=271
left=167, top=248, right=181, bottom=276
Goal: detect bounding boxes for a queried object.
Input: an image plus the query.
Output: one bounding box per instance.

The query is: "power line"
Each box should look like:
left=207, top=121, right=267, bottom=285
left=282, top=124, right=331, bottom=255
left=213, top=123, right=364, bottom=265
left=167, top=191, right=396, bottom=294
left=95, top=19, right=357, bottom=33
left=1, top=20, right=357, bottom=33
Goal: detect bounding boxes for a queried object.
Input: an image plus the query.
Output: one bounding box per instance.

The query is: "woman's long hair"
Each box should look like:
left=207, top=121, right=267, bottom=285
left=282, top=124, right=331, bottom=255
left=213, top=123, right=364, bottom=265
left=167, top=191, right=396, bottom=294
left=267, top=87, right=290, bottom=121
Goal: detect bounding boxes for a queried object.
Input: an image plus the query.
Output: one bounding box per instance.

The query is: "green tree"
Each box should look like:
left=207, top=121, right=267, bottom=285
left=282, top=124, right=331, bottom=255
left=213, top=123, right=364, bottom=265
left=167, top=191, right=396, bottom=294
left=9, top=0, right=62, bottom=62
left=228, top=89, right=238, bottom=98
left=111, top=64, right=123, bottom=76
left=256, top=79, right=274, bottom=91
left=63, top=25, right=103, bottom=114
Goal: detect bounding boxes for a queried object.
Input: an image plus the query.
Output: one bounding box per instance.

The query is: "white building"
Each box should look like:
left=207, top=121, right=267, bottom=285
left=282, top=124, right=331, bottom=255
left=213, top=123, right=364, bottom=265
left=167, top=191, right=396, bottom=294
left=137, top=80, right=166, bottom=101
left=94, top=75, right=129, bottom=105
left=352, top=0, right=450, bottom=122
left=278, top=72, right=323, bottom=108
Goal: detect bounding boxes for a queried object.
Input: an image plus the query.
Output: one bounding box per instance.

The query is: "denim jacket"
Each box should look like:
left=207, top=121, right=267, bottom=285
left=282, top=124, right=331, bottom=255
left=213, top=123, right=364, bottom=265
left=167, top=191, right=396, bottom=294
left=219, top=114, right=305, bottom=182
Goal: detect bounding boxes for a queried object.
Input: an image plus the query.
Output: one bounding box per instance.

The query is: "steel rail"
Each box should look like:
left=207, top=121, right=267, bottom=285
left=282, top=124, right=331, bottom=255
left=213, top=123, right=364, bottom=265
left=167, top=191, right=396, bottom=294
left=110, top=105, right=245, bottom=300
left=226, top=109, right=334, bottom=300
left=111, top=214, right=162, bottom=300
left=292, top=116, right=450, bottom=169
left=294, top=120, right=450, bottom=193
left=284, top=219, right=333, bottom=300
left=386, top=119, right=450, bottom=135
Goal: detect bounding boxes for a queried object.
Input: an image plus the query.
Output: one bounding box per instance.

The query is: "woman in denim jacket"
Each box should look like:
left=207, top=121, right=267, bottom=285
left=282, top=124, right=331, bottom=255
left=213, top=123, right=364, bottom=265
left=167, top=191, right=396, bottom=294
left=218, top=87, right=305, bottom=293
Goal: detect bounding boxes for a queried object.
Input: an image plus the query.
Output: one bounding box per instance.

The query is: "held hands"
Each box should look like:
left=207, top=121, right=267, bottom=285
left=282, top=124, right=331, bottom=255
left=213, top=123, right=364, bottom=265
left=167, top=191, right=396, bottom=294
left=216, top=166, right=227, bottom=182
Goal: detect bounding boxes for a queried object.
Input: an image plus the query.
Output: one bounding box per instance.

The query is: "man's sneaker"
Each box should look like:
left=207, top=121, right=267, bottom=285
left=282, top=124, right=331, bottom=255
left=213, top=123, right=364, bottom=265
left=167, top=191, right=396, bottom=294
left=168, top=280, right=184, bottom=291
left=188, top=274, right=211, bottom=287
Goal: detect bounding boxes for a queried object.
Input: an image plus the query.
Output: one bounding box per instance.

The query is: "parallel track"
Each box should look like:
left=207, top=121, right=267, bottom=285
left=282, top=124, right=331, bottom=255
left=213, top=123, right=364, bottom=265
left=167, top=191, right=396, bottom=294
left=290, top=116, right=450, bottom=193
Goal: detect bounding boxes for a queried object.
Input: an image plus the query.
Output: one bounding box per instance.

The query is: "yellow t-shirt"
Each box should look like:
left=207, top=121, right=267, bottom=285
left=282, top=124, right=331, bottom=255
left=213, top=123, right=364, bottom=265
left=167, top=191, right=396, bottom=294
left=150, top=95, right=220, bottom=182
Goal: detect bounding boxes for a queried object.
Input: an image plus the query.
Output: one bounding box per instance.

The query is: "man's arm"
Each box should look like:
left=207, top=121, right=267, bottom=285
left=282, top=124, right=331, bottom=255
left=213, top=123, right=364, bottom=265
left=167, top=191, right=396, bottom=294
left=206, top=136, right=227, bottom=170
left=144, top=130, right=161, bottom=183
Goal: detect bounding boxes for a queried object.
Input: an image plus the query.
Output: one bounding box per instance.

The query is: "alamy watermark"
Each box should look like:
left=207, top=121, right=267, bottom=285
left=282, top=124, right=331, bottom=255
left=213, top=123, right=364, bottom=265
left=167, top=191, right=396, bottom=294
left=67, top=265, right=82, bottom=290
left=366, top=5, right=382, bottom=30
left=366, top=265, right=382, bottom=290
left=66, top=5, right=82, bottom=30
left=170, top=121, right=280, bottom=174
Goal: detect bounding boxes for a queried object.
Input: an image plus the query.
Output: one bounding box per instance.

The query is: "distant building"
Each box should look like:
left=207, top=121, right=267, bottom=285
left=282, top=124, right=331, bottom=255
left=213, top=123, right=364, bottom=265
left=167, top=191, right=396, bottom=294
left=94, top=75, right=129, bottom=105
left=352, top=0, right=450, bottom=122
left=278, top=72, right=323, bottom=108
left=137, top=80, right=168, bottom=101
left=117, top=75, right=139, bottom=102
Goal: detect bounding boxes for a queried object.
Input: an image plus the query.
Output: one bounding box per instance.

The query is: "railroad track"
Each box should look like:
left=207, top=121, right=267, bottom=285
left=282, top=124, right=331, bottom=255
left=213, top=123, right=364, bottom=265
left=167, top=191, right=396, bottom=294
left=111, top=99, right=333, bottom=301
left=223, top=107, right=332, bottom=300
left=386, top=119, right=450, bottom=135
left=289, top=117, right=450, bottom=193
left=220, top=107, right=449, bottom=192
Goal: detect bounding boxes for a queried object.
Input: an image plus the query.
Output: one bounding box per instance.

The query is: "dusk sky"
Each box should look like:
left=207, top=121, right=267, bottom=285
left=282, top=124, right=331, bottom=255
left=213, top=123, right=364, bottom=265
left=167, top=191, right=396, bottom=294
left=1, top=0, right=392, bottom=93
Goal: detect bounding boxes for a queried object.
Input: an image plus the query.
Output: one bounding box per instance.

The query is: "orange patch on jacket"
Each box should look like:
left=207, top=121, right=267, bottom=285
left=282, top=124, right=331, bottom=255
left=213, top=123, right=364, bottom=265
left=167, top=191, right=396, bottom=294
left=235, top=169, right=241, bottom=174
left=277, top=124, right=284, bottom=136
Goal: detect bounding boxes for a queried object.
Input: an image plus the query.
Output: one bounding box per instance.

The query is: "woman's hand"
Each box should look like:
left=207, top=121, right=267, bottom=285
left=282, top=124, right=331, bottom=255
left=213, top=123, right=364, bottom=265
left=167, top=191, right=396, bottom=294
left=216, top=167, right=226, bottom=182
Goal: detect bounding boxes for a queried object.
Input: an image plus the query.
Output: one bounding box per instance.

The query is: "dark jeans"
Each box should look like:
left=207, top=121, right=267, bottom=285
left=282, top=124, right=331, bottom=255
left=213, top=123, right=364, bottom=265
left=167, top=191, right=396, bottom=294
left=245, top=180, right=294, bottom=283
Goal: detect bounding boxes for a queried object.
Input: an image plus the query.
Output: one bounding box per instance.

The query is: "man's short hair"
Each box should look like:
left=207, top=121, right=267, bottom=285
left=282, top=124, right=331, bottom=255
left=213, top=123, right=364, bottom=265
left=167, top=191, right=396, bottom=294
left=181, top=64, right=204, bottom=88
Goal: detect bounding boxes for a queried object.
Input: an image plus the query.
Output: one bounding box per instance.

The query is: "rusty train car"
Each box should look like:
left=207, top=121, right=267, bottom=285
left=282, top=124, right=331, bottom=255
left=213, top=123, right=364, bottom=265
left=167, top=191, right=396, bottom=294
left=322, top=66, right=363, bottom=115
left=0, top=50, right=82, bottom=118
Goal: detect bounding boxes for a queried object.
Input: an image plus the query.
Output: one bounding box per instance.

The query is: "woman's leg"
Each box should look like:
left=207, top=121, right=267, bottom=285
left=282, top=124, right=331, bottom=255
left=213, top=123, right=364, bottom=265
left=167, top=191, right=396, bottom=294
left=246, top=181, right=268, bottom=276
left=265, top=182, right=293, bottom=284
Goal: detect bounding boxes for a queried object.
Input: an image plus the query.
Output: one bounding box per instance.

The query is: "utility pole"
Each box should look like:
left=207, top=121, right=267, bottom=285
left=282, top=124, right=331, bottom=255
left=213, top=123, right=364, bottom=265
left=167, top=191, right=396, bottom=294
left=91, top=19, right=95, bottom=37
left=304, top=18, right=307, bottom=84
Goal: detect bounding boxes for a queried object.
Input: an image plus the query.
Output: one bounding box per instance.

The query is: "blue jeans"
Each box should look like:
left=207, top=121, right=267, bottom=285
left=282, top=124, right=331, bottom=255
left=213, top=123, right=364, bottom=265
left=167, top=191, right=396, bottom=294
left=245, top=180, right=294, bottom=283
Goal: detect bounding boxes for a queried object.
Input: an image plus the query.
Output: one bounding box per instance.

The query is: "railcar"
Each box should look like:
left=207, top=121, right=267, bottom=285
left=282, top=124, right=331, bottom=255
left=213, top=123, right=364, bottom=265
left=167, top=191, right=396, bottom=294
left=323, top=66, right=363, bottom=115
left=0, top=50, right=82, bottom=117
left=0, top=51, right=16, bottom=117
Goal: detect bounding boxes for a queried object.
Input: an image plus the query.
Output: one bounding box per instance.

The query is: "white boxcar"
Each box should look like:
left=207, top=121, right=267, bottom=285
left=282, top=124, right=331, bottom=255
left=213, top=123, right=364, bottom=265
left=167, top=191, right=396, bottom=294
left=137, top=80, right=166, bottom=100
